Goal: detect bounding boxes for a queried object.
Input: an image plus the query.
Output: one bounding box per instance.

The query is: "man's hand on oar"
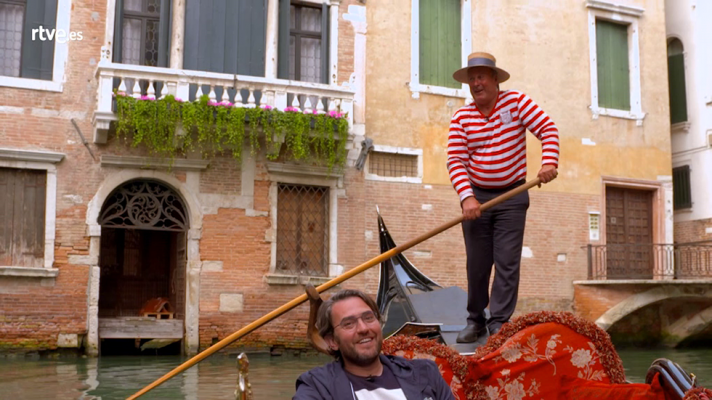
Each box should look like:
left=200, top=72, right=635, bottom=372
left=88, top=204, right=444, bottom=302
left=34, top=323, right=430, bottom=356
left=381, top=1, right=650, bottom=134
left=537, top=165, right=558, bottom=187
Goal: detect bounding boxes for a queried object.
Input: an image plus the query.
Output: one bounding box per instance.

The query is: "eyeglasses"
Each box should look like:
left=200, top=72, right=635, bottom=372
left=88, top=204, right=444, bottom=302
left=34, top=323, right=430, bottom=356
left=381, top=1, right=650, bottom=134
left=334, top=311, right=378, bottom=331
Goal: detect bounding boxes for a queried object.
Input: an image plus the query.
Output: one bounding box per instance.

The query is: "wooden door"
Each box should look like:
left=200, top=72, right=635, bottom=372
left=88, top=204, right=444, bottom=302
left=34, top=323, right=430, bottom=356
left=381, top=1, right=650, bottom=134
left=606, top=187, right=654, bottom=278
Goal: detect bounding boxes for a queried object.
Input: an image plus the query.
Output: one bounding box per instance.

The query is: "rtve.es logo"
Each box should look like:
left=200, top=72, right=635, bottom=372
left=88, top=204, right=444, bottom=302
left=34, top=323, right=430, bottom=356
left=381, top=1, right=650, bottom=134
left=32, top=25, right=83, bottom=43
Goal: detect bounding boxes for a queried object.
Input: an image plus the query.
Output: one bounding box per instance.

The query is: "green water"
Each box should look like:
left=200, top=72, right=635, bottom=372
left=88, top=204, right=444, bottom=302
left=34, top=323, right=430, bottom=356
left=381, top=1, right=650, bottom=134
left=0, top=349, right=709, bottom=399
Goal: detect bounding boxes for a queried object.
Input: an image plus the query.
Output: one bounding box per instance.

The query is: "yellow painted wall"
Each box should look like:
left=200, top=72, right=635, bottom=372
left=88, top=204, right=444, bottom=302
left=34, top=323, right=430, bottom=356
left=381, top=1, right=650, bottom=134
left=366, top=0, right=671, bottom=196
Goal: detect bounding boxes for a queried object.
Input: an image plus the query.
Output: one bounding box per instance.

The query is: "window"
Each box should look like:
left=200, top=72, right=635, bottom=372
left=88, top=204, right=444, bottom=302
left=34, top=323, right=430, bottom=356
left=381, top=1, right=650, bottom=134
left=369, top=152, right=418, bottom=178
left=410, top=0, right=471, bottom=98
left=0, top=0, right=69, bottom=91
left=596, top=20, right=629, bottom=111
left=419, top=0, right=460, bottom=89
left=112, top=0, right=171, bottom=67
left=365, top=145, right=423, bottom=184
left=672, top=165, right=691, bottom=210
left=277, top=0, right=328, bottom=84
left=0, top=149, right=63, bottom=276
left=276, top=184, right=329, bottom=276
left=667, top=39, right=687, bottom=125
left=586, top=1, right=644, bottom=123
left=0, top=167, right=46, bottom=268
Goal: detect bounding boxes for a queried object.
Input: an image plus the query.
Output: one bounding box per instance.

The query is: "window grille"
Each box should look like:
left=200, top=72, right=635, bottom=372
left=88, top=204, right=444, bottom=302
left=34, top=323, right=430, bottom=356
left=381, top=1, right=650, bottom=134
left=276, top=183, right=329, bottom=276
left=368, top=151, right=419, bottom=178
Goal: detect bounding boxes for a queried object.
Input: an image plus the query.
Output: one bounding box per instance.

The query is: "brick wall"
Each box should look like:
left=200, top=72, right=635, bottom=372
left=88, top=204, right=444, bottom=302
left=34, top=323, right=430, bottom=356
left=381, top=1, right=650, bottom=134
left=674, top=218, right=712, bottom=244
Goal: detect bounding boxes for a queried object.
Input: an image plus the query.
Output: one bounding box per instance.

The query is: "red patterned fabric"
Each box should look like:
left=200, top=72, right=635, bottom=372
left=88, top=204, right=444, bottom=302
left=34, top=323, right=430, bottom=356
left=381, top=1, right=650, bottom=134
left=558, top=373, right=667, bottom=399
left=684, top=387, right=712, bottom=400
left=381, top=311, right=680, bottom=400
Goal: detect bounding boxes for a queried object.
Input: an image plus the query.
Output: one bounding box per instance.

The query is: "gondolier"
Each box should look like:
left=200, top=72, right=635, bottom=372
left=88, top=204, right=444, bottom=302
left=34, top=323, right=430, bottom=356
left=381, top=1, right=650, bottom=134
left=447, top=52, right=560, bottom=343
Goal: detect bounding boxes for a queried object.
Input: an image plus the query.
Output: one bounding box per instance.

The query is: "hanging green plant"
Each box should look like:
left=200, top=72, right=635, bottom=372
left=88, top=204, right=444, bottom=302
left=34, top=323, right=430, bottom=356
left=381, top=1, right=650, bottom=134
left=113, top=91, right=349, bottom=170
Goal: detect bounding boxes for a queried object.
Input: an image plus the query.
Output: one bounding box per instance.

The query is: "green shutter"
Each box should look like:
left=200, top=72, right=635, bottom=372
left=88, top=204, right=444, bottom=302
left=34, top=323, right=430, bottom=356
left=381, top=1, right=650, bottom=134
left=668, top=53, right=687, bottom=124
left=184, top=0, right=266, bottom=76
left=236, top=0, right=267, bottom=76
left=672, top=165, right=691, bottom=210
left=157, top=0, right=172, bottom=68
left=277, top=0, right=290, bottom=79
left=596, top=20, right=630, bottom=111
left=419, top=0, right=460, bottom=89
left=321, top=3, right=329, bottom=84
left=21, top=0, right=58, bottom=80
left=113, top=0, right=124, bottom=63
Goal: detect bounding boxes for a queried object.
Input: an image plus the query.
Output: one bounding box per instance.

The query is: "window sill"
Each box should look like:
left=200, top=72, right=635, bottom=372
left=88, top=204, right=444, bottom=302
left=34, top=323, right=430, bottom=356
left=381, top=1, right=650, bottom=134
left=409, top=82, right=469, bottom=100
left=671, top=122, right=691, bottom=134
left=263, top=273, right=333, bottom=286
left=0, top=76, right=63, bottom=92
left=674, top=207, right=693, bottom=215
left=365, top=174, right=422, bottom=184
left=0, top=266, right=59, bottom=278
left=590, top=106, right=645, bottom=126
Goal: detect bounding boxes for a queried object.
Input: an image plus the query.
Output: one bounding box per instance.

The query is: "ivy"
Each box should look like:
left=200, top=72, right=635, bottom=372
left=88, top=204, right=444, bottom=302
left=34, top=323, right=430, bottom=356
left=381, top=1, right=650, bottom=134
left=113, top=91, right=349, bottom=170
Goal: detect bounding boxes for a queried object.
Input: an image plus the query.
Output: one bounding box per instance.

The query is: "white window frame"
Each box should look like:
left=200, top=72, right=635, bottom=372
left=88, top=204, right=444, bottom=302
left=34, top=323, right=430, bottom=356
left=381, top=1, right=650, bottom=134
left=365, top=145, right=423, bottom=184
left=0, top=0, right=71, bottom=92
left=0, top=148, right=65, bottom=277
left=264, top=164, right=341, bottom=284
left=586, top=0, right=645, bottom=124
left=409, top=0, right=471, bottom=99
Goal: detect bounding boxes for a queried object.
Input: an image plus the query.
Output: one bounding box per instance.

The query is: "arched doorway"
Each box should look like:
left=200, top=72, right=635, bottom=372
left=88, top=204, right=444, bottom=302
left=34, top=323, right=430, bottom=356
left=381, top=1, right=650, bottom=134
left=97, top=179, right=188, bottom=355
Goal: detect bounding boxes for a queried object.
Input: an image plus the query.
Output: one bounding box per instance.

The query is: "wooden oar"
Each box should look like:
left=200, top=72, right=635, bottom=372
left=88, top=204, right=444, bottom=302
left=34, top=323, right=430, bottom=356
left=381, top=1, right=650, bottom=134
left=127, top=177, right=541, bottom=399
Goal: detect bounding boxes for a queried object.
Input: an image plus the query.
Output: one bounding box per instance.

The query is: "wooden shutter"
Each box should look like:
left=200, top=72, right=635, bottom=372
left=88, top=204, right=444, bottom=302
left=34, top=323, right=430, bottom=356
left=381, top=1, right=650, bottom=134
left=0, top=168, right=46, bottom=268
left=237, top=0, right=267, bottom=76
left=667, top=40, right=687, bottom=124
left=20, top=0, right=57, bottom=80
left=277, top=0, right=290, bottom=79
left=419, top=0, right=460, bottom=89
left=321, top=3, right=329, bottom=84
left=112, top=0, right=124, bottom=63
left=184, top=0, right=266, bottom=76
left=596, top=20, right=630, bottom=111
left=672, top=165, right=692, bottom=210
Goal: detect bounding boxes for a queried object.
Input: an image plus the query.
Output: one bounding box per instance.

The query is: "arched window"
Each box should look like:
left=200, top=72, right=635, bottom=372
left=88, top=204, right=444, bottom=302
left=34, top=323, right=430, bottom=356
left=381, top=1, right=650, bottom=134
left=667, top=39, right=687, bottom=124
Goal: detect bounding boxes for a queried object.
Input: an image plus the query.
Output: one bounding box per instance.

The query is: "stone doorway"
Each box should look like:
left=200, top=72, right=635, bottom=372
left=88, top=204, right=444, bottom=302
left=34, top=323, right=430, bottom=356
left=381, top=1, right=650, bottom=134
left=96, top=180, right=188, bottom=355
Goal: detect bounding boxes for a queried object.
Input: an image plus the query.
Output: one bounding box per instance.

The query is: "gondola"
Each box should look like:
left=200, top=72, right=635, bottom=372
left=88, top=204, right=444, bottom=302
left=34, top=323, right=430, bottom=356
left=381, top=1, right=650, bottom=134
left=303, top=211, right=710, bottom=400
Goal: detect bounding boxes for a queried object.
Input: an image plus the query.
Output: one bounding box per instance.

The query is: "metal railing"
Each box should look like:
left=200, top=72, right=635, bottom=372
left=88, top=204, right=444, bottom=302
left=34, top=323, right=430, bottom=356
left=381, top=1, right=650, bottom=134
left=585, top=242, right=712, bottom=280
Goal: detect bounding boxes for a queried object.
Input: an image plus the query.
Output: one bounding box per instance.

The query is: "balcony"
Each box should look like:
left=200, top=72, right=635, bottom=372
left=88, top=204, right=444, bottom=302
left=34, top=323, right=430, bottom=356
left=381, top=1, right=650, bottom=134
left=585, top=242, right=712, bottom=280
left=92, top=62, right=355, bottom=144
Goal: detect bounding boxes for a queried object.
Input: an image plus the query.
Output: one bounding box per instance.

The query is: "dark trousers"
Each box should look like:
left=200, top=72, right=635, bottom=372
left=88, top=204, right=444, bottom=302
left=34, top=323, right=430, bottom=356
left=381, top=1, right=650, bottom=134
left=461, top=180, right=529, bottom=330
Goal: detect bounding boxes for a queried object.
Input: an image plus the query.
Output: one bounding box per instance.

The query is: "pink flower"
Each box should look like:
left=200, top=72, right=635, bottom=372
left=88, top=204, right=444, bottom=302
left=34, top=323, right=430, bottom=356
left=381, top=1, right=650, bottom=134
left=139, top=95, right=155, bottom=101
left=261, top=104, right=273, bottom=110
left=285, top=106, right=300, bottom=113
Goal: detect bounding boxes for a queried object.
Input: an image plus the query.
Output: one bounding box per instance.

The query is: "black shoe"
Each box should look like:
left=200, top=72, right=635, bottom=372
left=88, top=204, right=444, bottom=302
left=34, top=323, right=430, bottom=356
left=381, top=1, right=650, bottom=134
left=456, top=324, right=486, bottom=343
left=488, top=325, right=501, bottom=336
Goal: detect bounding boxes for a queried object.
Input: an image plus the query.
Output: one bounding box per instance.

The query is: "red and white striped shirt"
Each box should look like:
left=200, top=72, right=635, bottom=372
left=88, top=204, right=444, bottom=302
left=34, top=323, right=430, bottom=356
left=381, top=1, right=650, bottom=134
left=447, top=90, right=560, bottom=202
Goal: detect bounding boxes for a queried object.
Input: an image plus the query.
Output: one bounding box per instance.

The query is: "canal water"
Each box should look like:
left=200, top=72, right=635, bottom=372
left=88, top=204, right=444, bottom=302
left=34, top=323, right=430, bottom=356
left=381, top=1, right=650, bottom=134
left=0, top=348, right=710, bottom=399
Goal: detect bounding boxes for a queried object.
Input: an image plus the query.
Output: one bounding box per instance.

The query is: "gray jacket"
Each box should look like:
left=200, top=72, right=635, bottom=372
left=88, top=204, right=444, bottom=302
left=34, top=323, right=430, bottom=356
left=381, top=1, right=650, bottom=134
left=293, top=354, right=455, bottom=400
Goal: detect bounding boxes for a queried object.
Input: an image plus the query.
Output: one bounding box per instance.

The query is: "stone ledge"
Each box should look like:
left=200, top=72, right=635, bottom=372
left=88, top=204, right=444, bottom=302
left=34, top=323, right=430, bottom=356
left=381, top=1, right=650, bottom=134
left=574, top=279, right=712, bottom=285
left=263, top=273, right=333, bottom=286
left=266, top=162, right=343, bottom=179
left=101, top=155, right=210, bottom=171
left=0, top=266, right=59, bottom=278
left=0, top=148, right=65, bottom=163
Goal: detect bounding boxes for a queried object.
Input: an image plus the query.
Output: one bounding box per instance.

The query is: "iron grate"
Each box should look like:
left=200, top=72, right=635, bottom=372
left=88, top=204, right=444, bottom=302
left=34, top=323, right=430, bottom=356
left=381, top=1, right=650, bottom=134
left=276, top=183, right=329, bottom=276
left=369, top=151, right=418, bottom=178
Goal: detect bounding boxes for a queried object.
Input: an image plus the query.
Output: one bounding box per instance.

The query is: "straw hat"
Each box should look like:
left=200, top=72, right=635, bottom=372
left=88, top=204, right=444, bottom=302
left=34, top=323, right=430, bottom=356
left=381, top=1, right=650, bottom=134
left=453, top=52, right=510, bottom=84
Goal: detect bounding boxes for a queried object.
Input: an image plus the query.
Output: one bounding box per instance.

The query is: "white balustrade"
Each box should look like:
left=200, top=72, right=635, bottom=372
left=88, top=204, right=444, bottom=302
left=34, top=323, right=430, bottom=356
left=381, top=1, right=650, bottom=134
left=93, top=61, right=355, bottom=143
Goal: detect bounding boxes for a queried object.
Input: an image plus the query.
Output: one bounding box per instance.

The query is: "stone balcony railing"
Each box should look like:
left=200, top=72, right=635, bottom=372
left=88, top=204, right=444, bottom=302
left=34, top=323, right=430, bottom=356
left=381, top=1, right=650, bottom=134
left=92, top=61, right=355, bottom=144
